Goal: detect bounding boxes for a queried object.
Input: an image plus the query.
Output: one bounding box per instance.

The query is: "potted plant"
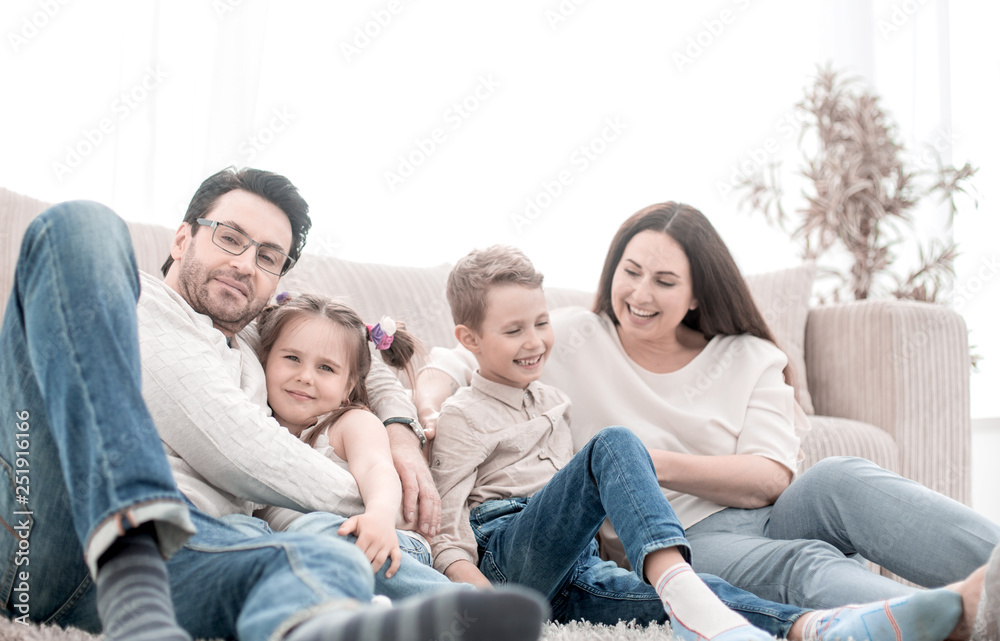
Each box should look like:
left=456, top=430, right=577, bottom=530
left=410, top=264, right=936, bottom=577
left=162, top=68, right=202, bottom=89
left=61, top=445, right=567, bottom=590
left=736, top=65, right=978, bottom=305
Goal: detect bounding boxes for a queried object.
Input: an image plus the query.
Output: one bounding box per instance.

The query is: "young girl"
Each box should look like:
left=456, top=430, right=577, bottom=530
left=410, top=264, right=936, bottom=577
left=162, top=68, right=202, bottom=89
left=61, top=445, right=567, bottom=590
left=255, top=292, right=454, bottom=599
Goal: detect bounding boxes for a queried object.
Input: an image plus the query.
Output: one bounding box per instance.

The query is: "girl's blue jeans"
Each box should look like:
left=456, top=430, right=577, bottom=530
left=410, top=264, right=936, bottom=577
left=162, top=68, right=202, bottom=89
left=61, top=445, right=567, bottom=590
left=279, top=511, right=466, bottom=601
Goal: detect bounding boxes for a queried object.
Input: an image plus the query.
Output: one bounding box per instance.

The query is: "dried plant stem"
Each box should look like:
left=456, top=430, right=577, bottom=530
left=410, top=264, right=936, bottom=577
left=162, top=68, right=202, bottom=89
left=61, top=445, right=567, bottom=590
left=736, top=64, right=978, bottom=304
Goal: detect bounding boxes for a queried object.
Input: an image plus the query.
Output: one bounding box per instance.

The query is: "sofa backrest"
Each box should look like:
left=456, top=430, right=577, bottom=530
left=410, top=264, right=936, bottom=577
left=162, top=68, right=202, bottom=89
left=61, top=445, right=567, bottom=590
left=279, top=253, right=593, bottom=351
left=0, top=187, right=815, bottom=411
left=0, top=188, right=178, bottom=314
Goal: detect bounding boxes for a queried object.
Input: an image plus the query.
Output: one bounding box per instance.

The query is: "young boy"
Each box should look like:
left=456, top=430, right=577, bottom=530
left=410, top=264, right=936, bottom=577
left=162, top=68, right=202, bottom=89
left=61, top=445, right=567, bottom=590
left=428, top=245, right=965, bottom=641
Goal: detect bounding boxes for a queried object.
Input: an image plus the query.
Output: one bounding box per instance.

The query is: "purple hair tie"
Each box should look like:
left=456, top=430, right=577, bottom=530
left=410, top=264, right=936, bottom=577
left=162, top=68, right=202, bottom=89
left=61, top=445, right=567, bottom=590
left=275, top=291, right=293, bottom=304
left=367, top=315, right=397, bottom=350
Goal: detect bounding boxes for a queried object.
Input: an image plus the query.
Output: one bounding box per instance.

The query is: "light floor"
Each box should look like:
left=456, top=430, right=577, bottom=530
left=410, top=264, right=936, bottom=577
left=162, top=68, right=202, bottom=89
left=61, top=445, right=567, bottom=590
left=972, top=418, right=1000, bottom=524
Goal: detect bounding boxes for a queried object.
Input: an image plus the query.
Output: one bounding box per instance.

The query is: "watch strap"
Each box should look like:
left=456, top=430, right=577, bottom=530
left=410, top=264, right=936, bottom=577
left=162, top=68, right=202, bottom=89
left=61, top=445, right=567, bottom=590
left=383, top=416, right=426, bottom=449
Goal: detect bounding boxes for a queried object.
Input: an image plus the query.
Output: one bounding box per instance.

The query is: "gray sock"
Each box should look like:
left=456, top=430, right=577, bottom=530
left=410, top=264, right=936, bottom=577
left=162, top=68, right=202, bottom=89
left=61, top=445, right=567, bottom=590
left=286, top=587, right=548, bottom=641
left=96, top=528, right=191, bottom=641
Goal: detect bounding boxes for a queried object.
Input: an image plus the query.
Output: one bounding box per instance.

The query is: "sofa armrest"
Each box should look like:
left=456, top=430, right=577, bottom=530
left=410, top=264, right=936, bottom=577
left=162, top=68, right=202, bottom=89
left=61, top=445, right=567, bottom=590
left=804, top=300, right=971, bottom=504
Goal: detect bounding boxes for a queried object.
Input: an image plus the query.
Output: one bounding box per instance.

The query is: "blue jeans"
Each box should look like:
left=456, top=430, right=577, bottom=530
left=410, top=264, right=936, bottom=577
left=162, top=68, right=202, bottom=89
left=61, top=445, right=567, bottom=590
left=0, top=202, right=377, bottom=641
left=471, top=426, right=806, bottom=637
left=284, top=511, right=466, bottom=601
left=686, top=456, right=1000, bottom=609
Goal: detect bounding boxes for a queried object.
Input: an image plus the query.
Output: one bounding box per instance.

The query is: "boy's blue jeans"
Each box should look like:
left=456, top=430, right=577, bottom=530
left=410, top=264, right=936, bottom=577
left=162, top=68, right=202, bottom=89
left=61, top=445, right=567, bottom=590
left=0, top=202, right=377, bottom=641
left=470, top=426, right=807, bottom=637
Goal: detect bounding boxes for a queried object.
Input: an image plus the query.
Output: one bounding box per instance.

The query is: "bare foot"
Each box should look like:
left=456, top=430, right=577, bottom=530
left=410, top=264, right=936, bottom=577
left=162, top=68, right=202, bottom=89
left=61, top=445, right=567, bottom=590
left=947, top=564, right=987, bottom=640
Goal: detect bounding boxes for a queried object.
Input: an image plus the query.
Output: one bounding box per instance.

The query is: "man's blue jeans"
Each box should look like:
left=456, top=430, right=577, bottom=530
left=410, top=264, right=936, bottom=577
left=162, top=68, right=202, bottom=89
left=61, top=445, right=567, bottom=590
left=0, top=202, right=377, bottom=641
left=471, top=426, right=807, bottom=637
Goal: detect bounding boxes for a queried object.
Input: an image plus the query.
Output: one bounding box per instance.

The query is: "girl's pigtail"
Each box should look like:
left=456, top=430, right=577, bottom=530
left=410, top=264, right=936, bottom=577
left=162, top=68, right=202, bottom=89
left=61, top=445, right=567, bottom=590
left=367, top=317, right=423, bottom=389
left=378, top=323, right=418, bottom=370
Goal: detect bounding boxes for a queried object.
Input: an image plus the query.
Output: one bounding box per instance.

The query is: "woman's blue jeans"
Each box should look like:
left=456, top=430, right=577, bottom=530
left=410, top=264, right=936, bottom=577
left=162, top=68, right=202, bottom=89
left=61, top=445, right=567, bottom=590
left=686, top=456, right=1000, bottom=609
left=0, top=202, right=377, bottom=641
left=471, top=426, right=807, bottom=637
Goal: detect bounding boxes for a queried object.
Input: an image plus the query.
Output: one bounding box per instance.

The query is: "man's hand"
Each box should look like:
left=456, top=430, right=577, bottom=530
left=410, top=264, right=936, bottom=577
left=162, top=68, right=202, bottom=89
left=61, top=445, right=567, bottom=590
left=386, top=422, right=441, bottom=536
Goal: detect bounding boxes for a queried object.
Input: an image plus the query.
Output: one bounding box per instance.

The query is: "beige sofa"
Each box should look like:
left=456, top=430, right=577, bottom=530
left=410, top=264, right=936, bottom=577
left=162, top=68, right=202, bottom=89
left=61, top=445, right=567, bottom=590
left=0, top=185, right=972, bottom=507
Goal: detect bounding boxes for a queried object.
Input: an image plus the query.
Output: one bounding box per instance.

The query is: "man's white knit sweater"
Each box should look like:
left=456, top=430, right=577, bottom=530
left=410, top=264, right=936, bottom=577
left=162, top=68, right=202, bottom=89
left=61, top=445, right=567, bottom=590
left=136, top=272, right=416, bottom=519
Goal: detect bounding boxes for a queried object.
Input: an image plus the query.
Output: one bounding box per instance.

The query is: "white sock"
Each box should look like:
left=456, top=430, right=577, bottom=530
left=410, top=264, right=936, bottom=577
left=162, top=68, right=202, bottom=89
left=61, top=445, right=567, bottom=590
left=655, top=563, right=753, bottom=639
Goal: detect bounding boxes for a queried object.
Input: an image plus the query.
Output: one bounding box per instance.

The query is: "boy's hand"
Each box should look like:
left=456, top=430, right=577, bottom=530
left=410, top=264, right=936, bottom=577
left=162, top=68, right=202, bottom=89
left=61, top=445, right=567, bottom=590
left=418, top=409, right=439, bottom=441
left=338, top=513, right=402, bottom=578
left=444, top=560, right=493, bottom=589
left=415, top=368, right=462, bottom=442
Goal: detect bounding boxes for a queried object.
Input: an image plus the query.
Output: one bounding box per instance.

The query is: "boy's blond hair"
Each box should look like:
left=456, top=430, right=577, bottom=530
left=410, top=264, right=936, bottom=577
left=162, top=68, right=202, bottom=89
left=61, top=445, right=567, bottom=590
left=446, top=245, right=544, bottom=332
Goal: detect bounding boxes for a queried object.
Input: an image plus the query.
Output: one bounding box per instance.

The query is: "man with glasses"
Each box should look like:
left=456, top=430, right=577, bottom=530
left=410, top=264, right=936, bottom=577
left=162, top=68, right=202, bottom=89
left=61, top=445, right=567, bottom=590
left=195, top=218, right=296, bottom=276
left=0, top=167, right=546, bottom=641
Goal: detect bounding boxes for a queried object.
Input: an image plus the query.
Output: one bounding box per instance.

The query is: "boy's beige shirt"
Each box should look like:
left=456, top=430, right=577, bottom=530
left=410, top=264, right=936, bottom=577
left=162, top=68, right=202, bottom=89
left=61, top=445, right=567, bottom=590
left=430, top=372, right=574, bottom=574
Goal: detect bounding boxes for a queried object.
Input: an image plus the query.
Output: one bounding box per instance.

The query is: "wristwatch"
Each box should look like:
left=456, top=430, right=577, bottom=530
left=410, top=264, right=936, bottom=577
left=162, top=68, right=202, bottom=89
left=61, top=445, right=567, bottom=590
left=383, top=417, right=426, bottom=449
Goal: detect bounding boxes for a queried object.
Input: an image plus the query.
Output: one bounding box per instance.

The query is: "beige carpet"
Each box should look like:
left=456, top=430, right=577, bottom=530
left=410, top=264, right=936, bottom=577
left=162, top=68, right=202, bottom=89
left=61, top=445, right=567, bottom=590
left=0, top=617, right=699, bottom=640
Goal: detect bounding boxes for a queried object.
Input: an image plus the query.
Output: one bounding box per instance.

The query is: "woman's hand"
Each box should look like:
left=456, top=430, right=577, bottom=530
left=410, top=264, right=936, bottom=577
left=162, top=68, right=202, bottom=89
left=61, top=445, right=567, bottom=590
left=338, top=512, right=402, bottom=578
left=649, top=449, right=793, bottom=509
left=444, top=560, right=493, bottom=589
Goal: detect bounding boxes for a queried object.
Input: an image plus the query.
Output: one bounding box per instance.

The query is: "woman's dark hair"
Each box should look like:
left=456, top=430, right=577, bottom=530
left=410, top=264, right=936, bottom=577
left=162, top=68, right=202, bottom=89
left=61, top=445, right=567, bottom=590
left=594, top=202, right=798, bottom=392
left=161, top=166, right=311, bottom=276
left=256, top=293, right=420, bottom=447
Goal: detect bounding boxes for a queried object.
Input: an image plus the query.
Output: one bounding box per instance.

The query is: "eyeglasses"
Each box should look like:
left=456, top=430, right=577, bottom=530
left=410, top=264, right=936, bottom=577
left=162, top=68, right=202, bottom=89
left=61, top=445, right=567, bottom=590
left=195, top=219, right=296, bottom=276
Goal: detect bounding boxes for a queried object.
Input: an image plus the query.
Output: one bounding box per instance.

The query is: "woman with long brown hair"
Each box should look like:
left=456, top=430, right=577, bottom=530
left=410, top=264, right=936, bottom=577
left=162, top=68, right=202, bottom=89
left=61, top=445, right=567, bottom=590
left=417, top=202, right=1000, bottom=638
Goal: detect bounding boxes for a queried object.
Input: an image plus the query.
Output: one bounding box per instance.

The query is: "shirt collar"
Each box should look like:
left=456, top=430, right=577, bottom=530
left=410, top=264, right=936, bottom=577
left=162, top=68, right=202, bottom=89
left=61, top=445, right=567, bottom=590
left=470, top=371, right=541, bottom=411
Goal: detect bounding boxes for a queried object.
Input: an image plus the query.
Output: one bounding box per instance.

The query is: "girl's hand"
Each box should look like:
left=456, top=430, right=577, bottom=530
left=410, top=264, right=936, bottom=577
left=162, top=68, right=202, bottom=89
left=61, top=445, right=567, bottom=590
left=338, top=513, right=402, bottom=578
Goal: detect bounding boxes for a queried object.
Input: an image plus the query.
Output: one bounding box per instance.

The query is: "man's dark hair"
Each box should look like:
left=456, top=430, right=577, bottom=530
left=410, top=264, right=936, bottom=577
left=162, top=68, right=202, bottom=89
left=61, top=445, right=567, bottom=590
left=161, top=167, right=311, bottom=276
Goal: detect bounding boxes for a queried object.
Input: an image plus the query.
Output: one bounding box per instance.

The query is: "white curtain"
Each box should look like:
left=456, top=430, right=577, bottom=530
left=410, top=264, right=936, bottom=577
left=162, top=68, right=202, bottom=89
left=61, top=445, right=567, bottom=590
left=3, top=0, right=997, bottom=415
